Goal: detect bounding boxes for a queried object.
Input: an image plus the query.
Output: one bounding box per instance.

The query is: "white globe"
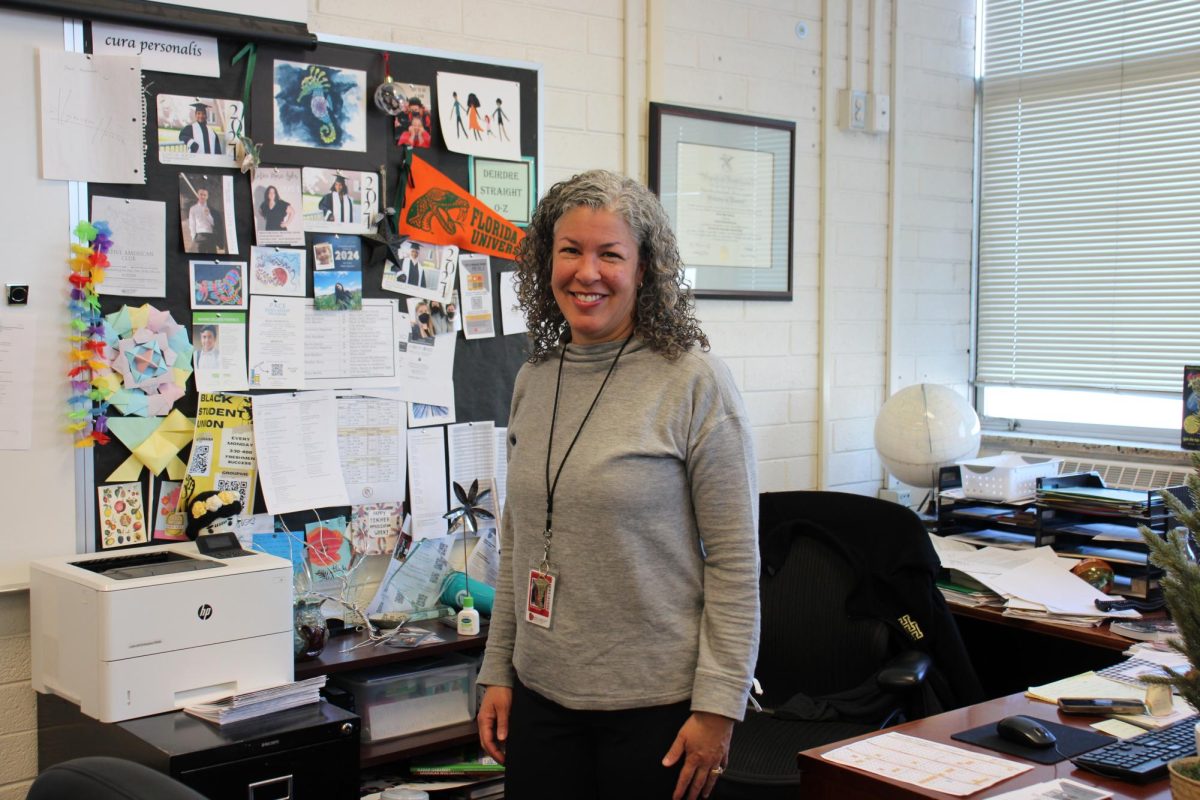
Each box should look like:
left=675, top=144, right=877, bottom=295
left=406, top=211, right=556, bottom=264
left=874, top=384, right=981, bottom=488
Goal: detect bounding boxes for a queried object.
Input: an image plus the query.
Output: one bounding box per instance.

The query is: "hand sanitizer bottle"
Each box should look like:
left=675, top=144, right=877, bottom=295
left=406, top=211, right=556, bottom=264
left=456, top=595, right=480, bottom=636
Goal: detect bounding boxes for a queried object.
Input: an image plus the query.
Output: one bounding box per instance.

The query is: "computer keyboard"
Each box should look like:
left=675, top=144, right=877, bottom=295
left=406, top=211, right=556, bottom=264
left=1071, top=714, right=1199, bottom=783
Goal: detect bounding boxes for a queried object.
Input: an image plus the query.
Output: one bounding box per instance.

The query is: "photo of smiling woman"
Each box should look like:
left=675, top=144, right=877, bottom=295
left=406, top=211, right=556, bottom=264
left=476, top=170, right=760, bottom=800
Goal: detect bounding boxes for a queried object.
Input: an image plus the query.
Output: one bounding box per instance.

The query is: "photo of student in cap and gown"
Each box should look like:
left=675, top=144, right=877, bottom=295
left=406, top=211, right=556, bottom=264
left=394, top=240, right=426, bottom=286
left=179, top=102, right=223, bottom=154
left=319, top=173, right=356, bottom=224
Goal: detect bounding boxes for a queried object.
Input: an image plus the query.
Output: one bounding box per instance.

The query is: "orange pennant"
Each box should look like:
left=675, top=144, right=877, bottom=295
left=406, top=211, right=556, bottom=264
left=398, top=155, right=525, bottom=260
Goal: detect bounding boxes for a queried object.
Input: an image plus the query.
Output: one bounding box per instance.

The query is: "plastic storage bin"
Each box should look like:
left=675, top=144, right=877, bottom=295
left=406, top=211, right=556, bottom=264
left=956, top=454, right=1061, bottom=502
left=330, top=656, right=476, bottom=743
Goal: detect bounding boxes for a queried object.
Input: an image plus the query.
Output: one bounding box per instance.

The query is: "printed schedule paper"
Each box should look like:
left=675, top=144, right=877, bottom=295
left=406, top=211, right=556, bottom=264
left=251, top=390, right=349, bottom=514
left=336, top=391, right=407, bottom=504
left=821, top=732, right=1031, bottom=796
left=305, top=299, right=402, bottom=389
left=408, top=426, right=449, bottom=539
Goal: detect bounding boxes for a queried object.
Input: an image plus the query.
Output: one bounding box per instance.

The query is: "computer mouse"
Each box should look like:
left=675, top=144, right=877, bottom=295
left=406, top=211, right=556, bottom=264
left=996, top=715, right=1057, bottom=748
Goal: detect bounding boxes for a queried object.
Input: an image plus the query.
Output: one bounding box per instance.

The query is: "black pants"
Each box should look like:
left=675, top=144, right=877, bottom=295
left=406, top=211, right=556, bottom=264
left=504, top=679, right=692, bottom=800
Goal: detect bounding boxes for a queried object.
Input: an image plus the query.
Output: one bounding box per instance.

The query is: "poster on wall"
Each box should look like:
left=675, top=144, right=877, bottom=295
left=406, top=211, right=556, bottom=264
left=179, top=392, right=259, bottom=519
left=435, top=72, right=521, bottom=160
left=1182, top=365, right=1200, bottom=450
left=273, top=60, right=367, bottom=152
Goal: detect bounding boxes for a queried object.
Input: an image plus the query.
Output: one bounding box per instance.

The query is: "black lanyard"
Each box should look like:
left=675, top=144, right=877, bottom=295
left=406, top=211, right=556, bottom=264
left=540, top=334, right=633, bottom=570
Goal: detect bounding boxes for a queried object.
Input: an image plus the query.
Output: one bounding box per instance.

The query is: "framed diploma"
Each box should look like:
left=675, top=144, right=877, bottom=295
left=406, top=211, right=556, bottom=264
left=649, top=103, right=794, bottom=300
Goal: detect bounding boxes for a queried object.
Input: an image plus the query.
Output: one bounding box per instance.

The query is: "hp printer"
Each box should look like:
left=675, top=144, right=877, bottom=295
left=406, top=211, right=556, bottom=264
left=31, top=541, right=294, bottom=722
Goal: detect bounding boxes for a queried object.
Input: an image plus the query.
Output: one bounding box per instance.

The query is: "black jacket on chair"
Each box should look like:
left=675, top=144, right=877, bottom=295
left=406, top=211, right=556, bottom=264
left=715, top=491, right=982, bottom=798
left=27, top=757, right=208, bottom=800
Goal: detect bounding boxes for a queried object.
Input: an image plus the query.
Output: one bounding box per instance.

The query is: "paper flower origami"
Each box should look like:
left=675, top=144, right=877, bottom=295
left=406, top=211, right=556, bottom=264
left=106, top=409, right=195, bottom=482
left=103, top=304, right=194, bottom=416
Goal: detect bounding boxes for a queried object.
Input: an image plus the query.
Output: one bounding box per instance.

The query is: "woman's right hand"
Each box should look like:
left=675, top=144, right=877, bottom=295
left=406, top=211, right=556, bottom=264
left=477, top=685, right=512, bottom=763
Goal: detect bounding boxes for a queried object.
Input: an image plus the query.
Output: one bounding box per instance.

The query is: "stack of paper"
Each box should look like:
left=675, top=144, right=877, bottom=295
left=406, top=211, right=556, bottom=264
left=1026, top=664, right=1194, bottom=730
left=1037, top=486, right=1160, bottom=516
left=938, top=569, right=1005, bottom=608
left=183, top=675, right=326, bottom=725
left=932, top=541, right=1141, bottom=627
left=942, top=528, right=1038, bottom=550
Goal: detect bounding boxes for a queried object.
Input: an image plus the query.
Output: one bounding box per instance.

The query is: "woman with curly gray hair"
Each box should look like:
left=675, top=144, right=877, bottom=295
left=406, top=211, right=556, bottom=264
left=476, top=169, right=760, bottom=800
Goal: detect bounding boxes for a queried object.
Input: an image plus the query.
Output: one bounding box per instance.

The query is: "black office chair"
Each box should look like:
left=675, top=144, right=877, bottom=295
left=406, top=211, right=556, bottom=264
left=27, top=757, right=209, bottom=800
left=714, top=491, right=983, bottom=799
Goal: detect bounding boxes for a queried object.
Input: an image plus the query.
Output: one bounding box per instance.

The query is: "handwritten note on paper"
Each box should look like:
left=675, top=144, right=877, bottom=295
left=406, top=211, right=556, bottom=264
left=821, top=732, right=1031, bottom=796
left=38, top=51, right=145, bottom=184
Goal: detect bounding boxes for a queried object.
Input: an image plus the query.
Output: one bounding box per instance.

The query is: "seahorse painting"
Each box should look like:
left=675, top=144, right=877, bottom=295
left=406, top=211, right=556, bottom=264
left=296, top=66, right=336, bottom=144
left=273, top=60, right=367, bottom=152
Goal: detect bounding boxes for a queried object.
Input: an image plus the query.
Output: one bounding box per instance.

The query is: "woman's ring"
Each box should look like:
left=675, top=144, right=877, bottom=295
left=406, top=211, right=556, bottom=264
left=710, top=766, right=724, bottom=776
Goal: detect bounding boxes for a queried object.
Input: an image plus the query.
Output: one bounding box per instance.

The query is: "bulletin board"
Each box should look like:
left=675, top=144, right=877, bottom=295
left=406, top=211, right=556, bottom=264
left=76, top=32, right=540, bottom=553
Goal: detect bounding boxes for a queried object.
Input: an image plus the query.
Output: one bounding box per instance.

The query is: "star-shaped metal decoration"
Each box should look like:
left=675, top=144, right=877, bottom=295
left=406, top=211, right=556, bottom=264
left=362, top=198, right=403, bottom=247
left=443, top=479, right=494, bottom=535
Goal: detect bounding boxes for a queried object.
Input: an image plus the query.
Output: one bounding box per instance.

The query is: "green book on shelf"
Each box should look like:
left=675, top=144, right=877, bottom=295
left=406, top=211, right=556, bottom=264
left=408, top=748, right=504, bottom=778
left=408, top=762, right=505, bottom=777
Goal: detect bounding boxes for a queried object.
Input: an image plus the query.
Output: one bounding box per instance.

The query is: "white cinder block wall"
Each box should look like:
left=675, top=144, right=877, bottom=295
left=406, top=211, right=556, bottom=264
left=314, top=0, right=976, bottom=495
left=1, top=1, right=975, bottom=795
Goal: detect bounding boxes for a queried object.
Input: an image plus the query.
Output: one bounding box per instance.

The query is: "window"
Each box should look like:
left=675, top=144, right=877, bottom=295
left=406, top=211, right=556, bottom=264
left=975, top=0, right=1200, bottom=442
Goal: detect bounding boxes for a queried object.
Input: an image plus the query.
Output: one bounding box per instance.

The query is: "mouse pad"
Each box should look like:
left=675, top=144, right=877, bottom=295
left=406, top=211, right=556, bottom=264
left=951, top=717, right=1116, bottom=764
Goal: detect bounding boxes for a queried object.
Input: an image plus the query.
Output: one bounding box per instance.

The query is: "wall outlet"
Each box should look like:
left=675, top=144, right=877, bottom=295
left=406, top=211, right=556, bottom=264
left=838, top=89, right=867, bottom=131
left=868, top=93, right=890, bottom=133
left=878, top=488, right=912, bottom=507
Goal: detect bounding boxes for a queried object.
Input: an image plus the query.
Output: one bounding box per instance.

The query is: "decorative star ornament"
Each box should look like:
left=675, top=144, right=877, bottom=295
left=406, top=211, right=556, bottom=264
left=443, top=479, right=494, bottom=535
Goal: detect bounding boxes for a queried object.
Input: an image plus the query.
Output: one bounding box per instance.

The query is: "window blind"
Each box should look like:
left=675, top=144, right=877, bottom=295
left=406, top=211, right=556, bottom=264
left=976, top=0, right=1200, bottom=394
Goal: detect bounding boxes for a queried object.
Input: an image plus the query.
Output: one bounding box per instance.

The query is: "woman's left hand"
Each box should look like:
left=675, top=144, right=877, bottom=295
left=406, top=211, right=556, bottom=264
left=662, top=711, right=734, bottom=800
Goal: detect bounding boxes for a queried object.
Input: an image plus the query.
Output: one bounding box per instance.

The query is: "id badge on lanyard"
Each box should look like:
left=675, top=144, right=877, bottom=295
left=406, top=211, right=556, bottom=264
left=526, top=568, right=556, bottom=628
left=530, top=334, right=629, bottom=631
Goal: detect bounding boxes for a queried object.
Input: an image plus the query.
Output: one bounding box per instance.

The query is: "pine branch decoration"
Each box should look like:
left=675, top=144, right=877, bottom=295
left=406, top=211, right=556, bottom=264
left=1139, top=452, right=1200, bottom=713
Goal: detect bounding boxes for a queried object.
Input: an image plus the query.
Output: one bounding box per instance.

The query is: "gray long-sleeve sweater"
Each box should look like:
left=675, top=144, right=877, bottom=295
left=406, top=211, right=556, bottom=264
left=477, top=338, right=761, bottom=720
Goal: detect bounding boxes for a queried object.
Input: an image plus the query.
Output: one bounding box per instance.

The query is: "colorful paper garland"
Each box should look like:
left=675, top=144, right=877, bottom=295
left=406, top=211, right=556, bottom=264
left=66, top=220, right=112, bottom=447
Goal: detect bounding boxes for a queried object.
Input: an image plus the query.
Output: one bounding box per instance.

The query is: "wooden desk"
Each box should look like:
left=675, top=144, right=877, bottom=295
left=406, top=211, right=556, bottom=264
left=951, top=605, right=1139, bottom=652
left=950, top=605, right=1141, bottom=697
left=797, top=693, right=1170, bottom=799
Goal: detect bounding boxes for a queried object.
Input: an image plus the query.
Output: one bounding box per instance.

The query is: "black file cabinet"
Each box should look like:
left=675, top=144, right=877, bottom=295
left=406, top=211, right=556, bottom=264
left=37, top=694, right=360, bottom=800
